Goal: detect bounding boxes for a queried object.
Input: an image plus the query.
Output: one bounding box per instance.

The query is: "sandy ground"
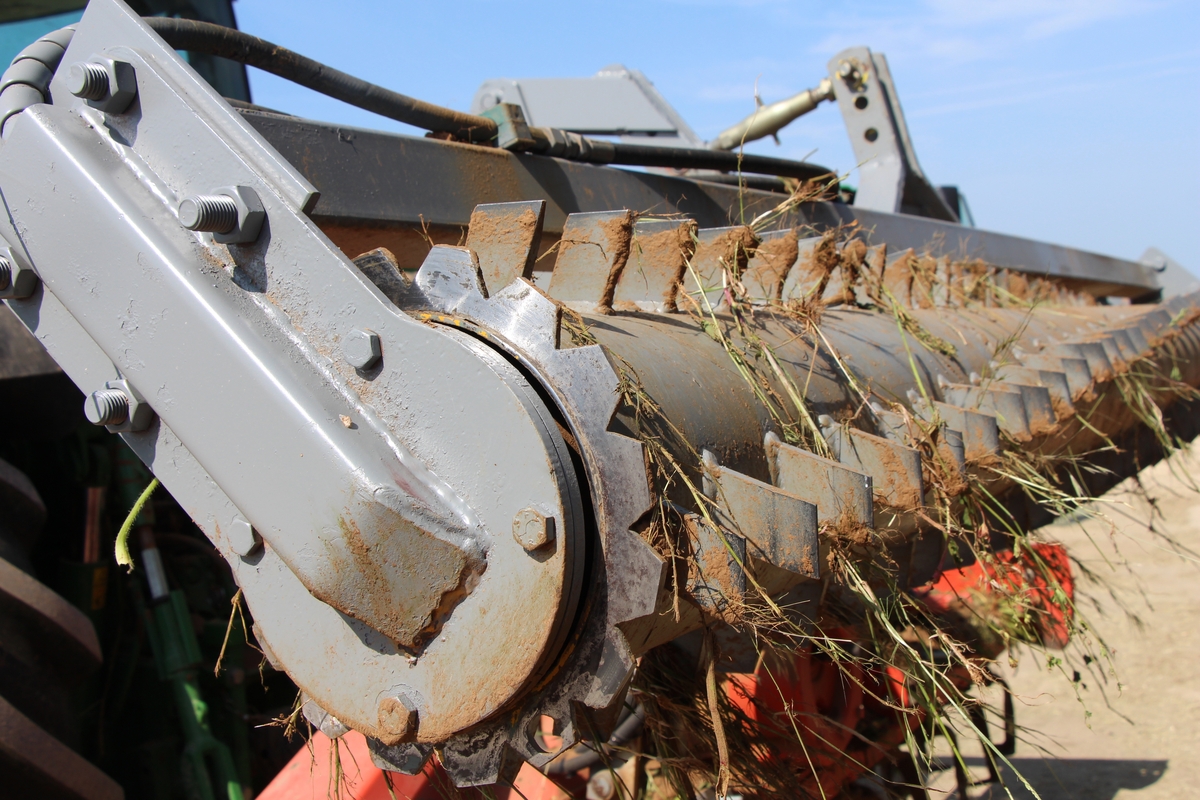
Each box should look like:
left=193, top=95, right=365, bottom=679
left=924, top=453, right=1200, bottom=799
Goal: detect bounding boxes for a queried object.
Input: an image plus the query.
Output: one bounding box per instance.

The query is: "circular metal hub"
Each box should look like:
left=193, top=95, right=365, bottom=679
left=247, top=324, right=585, bottom=744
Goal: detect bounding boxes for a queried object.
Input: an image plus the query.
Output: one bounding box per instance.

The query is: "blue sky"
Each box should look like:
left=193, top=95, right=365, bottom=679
left=232, top=1, right=1193, bottom=269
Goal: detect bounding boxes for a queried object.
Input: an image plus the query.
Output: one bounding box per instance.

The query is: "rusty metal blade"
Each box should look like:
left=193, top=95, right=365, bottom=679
left=466, top=200, right=545, bottom=296
left=547, top=210, right=633, bottom=312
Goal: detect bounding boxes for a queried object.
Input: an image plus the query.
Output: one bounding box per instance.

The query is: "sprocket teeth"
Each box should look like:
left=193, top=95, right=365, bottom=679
left=411, top=245, right=487, bottom=311
left=367, top=738, right=434, bottom=775
left=391, top=247, right=661, bottom=786
left=437, top=728, right=525, bottom=787
left=484, top=278, right=562, bottom=353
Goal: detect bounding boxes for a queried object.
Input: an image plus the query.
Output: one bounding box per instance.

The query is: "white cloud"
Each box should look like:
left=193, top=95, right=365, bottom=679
left=804, top=0, right=1170, bottom=64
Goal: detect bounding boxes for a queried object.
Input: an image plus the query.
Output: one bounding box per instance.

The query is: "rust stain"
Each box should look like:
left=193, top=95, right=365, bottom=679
left=309, top=506, right=476, bottom=652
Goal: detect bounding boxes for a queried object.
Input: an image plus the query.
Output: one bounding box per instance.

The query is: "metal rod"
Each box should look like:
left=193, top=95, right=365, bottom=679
left=710, top=79, right=835, bottom=151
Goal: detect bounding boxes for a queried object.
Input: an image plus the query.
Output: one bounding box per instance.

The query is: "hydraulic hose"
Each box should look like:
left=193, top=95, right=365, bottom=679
left=143, top=17, right=497, bottom=142
left=144, top=18, right=835, bottom=180
left=606, top=141, right=832, bottom=182
left=544, top=702, right=646, bottom=775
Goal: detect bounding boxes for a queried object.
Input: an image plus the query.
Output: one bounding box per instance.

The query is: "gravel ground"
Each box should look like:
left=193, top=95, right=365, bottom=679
left=925, top=453, right=1200, bottom=799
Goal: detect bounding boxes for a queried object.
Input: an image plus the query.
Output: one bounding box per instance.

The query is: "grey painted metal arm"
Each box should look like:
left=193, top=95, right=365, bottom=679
left=0, top=0, right=587, bottom=755
left=828, top=46, right=959, bottom=222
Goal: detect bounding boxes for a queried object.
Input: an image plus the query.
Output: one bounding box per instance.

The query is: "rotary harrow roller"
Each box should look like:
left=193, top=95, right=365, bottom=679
left=1, top=0, right=1197, bottom=794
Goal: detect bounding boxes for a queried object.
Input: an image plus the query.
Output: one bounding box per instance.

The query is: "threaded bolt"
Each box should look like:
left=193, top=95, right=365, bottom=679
left=178, top=194, right=239, bottom=234
left=0, top=257, right=12, bottom=292
left=66, top=62, right=111, bottom=101
left=85, top=389, right=129, bottom=427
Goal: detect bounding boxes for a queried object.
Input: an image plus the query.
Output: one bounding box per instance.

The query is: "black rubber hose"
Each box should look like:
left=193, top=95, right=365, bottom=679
left=608, top=142, right=833, bottom=182
left=143, top=17, right=497, bottom=142
left=144, top=18, right=834, bottom=180
left=544, top=702, right=646, bottom=775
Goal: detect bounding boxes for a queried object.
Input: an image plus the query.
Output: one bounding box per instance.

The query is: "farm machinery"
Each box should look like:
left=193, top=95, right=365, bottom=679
left=0, top=1, right=1195, bottom=797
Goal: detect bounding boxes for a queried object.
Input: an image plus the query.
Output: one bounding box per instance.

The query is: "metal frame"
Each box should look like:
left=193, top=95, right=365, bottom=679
left=237, top=110, right=1159, bottom=298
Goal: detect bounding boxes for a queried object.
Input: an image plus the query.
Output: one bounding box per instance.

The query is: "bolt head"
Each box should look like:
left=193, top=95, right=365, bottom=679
left=229, top=517, right=261, bottom=557
left=512, top=506, right=555, bottom=551
left=377, top=695, right=418, bottom=745
left=344, top=329, right=382, bottom=369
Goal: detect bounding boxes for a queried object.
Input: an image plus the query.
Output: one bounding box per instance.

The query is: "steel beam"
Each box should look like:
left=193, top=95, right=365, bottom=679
left=238, top=110, right=1159, bottom=297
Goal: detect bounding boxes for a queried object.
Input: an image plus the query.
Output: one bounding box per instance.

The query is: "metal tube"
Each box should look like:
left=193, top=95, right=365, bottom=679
left=710, top=79, right=835, bottom=151
left=584, top=302, right=1200, bottom=490
left=143, top=17, right=498, bottom=141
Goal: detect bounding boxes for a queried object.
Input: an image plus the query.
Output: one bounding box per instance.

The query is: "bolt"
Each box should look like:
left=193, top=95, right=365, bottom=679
left=512, top=506, right=555, bottom=551
left=377, top=695, right=418, bottom=744
left=66, top=62, right=111, bottom=100
left=178, top=194, right=239, bottom=234
left=0, top=256, right=11, bottom=291
left=343, top=329, right=381, bottom=369
left=228, top=517, right=261, bottom=557
left=65, top=59, right=137, bottom=113
left=838, top=61, right=855, bottom=79
left=85, top=389, right=129, bottom=427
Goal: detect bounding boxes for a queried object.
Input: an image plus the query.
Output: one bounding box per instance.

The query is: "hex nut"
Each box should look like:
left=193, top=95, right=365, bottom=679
left=377, top=694, right=418, bottom=745
left=228, top=517, right=261, bottom=557
left=211, top=185, right=265, bottom=245
left=178, top=186, right=265, bottom=245
left=95, top=379, right=155, bottom=433
left=343, top=329, right=382, bottom=370
left=0, top=244, right=38, bottom=299
left=512, top=506, right=555, bottom=551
